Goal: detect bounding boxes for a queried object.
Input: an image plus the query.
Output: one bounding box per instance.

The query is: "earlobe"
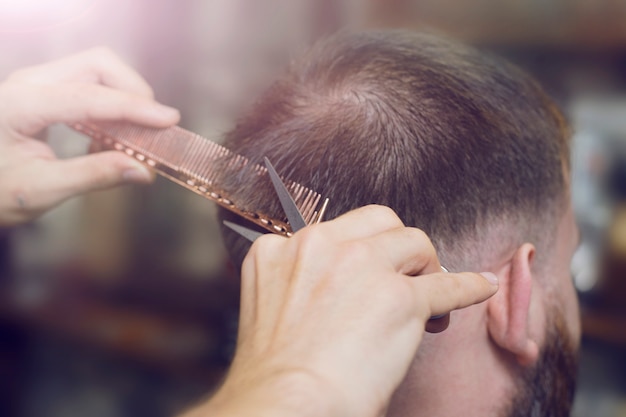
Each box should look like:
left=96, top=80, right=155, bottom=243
left=487, top=243, right=540, bottom=367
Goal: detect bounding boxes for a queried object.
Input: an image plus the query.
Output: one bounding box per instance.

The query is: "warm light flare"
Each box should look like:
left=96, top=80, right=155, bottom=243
left=0, top=0, right=97, bottom=32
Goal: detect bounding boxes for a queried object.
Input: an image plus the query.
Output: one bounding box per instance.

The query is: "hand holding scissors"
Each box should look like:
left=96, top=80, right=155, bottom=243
left=190, top=201, right=499, bottom=417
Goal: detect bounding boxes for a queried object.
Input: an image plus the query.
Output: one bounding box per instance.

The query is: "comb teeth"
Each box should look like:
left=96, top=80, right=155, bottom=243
left=70, top=122, right=328, bottom=236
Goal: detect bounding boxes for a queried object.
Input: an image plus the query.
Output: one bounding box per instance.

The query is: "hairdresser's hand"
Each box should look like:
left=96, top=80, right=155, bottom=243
left=187, top=205, right=499, bottom=417
left=0, top=47, right=180, bottom=227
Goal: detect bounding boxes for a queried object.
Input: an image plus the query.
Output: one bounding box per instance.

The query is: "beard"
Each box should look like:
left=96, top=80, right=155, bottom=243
left=502, top=312, right=579, bottom=417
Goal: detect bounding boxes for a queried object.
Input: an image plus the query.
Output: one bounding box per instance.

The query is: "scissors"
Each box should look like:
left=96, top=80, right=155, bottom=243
left=223, top=158, right=449, bottom=322
left=223, top=157, right=307, bottom=242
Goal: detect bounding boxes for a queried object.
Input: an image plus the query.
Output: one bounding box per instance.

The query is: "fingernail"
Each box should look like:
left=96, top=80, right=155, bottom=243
left=123, top=165, right=152, bottom=183
left=480, top=272, right=499, bottom=285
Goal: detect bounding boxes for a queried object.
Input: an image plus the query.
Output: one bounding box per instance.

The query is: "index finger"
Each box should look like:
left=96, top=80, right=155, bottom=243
left=411, top=272, right=499, bottom=318
left=5, top=83, right=179, bottom=136
left=360, top=226, right=441, bottom=276
left=7, top=47, right=154, bottom=99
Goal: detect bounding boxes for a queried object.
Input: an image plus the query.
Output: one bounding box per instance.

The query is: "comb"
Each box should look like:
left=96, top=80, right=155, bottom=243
left=70, top=122, right=329, bottom=237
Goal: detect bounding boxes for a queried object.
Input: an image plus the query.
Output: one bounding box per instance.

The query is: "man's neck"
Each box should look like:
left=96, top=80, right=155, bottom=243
left=385, top=304, right=514, bottom=417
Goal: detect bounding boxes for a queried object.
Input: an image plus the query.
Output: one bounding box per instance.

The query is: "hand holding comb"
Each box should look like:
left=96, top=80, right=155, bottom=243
left=70, top=122, right=329, bottom=237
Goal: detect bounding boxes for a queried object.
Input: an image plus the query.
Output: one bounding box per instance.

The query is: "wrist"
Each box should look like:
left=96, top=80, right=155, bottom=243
left=201, top=368, right=342, bottom=417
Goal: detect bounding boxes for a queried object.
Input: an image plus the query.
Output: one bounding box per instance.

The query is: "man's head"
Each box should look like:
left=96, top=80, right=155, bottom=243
left=218, top=30, right=579, bottom=417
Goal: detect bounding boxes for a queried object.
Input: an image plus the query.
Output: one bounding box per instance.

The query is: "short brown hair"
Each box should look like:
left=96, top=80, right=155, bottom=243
left=218, top=30, right=570, bottom=270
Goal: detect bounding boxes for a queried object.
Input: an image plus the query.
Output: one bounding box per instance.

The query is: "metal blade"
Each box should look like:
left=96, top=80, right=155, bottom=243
left=223, top=220, right=264, bottom=243
left=264, top=157, right=307, bottom=232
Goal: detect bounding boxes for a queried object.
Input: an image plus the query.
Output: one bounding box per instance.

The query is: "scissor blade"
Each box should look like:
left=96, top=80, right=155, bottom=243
left=264, top=157, right=307, bottom=233
left=223, top=220, right=264, bottom=243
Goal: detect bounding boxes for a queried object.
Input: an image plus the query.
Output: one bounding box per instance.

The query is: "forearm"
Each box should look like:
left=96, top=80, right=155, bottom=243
left=182, top=372, right=339, bottom=417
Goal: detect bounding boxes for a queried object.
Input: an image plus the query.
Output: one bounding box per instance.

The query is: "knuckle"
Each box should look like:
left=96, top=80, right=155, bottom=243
left=248, top=233, right=284, bottom=259
left=406, top=226, right=428, bottom=241
left=406, top=227, right=435, bottom=253
left=365, top=204, right=404, bottom=228
left=89, top=46, right=117, bottom=61
left=250, top=234, right=288, bottom=279
left=363, top=204, right=395, bottom=218
left=87, top=47, right=124, bottom=73
left=293, top=225, right=326, bottom=253
left=243, top=237, right=272, bottom=274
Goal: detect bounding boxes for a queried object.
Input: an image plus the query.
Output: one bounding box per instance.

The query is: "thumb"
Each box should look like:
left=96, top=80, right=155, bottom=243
left=0, top=151, right=154, bottom=227
left=37, top=151, right=154, bottom=206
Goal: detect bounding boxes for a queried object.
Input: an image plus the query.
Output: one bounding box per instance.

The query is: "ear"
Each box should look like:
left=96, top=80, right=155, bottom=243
left=487, top=243, right=540, bottom=367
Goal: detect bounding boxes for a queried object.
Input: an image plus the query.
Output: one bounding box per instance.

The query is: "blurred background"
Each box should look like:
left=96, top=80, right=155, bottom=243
left=0, top=0, right=625, bottom=416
